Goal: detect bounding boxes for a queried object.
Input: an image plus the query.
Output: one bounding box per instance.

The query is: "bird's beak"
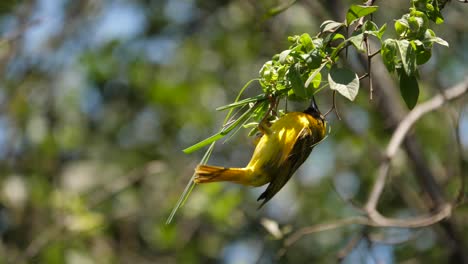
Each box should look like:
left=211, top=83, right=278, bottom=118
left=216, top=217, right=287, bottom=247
left=309, top=96, right=319, bottom=113
left=304, top=96, right=326, bottom=122
left=304, top=96, right=321, bottom=113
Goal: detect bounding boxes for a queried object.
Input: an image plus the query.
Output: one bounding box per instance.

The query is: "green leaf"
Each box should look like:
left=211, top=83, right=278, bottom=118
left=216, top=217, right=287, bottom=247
left=312, top=38, right=324, bottom=49
left=434, top=16, right=444, bottom=24
left=396, top=40, right=416, bottom=76
left=309, top=72, right=321, bottom=90
left=320, top=20, right=344, bottom=33
left=306, top=49, right=322, bottom=69
left=259, top=61, right=273, bottom=80
left=299, top=33, right=314, bottom=51
left=348, top=33, right=365, bottom=52
left=279, top=49, right=292, bottom=64
left=408, top=16, right=422, bottom=33
left=361, top=21, right=386, bottom=40
left=288, top=65, right=306, bottom=98
left=425, top=28, right=436, bottom=38
left=381, top=39, right=398, bottom=72
left=395, top=18, right=409, bottom=37
left=182, top=132, right=224, bottom=154
left=346, top=5, right=379, bottom=26
left=288, top=35, right=300, bottom=43
left=421, top=1, right=444, bottom=24
left=429, top=36, right=449, bottom=47
left=328, top=66, right=360, bottom=101
left=331, top=33, right=345, bottom=41
left=399, top=71, right=419, bottom=110
left=305, top=62, right=327, bottom=88
left=415, top=47, right=431, bottom=65
left=413, top=40, right=431, bottom=65
left=377, top=23, right=387, bottom=39
left=363, top=20, right=378, bottom=31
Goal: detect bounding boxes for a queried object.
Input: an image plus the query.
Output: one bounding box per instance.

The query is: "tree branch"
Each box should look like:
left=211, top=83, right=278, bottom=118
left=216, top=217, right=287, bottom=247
left=279, top=216, right=369, bottom=256
left=281, top=202, right=453, bottom=255
left=365, top=77, right=468, bottom=213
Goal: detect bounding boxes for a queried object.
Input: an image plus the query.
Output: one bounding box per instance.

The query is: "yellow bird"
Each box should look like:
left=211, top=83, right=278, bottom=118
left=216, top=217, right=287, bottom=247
left=194, top=98, right=327, bottom=207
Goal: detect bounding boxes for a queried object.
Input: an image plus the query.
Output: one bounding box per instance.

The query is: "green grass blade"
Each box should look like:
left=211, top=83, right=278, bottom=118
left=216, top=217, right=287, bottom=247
left=182, top=133, right=224, bottom=154
left=216, top=94, right=265, bottom=111
left=183, top=102, right=261, bottom=154
left=166, top=142, right=216, bottom=224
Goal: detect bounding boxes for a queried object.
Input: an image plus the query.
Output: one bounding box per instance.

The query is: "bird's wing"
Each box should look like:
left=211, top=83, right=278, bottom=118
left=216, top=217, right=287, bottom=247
left=265, top=126, right=303, bottom=169
left=257, top=127, right=315, bottom=207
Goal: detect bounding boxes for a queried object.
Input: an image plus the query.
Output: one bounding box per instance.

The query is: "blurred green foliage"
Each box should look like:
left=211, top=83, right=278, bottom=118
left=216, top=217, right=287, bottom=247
left=0, top=0, right=466, bottom=263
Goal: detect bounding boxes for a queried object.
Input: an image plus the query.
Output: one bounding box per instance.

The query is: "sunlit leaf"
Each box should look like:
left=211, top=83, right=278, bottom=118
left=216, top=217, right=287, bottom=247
left=300, top=33, right=314, bottom=51
left=310, top=72, right=321, bottom=89
left=320, top=20, right=344, bottom=33
left=328, top=66, right=359, bottom=101
left=377, top=23, right=387, bottom=39
left=429, top=37, right=449, bottom=47
left=346, top=5, right=379, bottom=26
left=396, top=40, right=416, bottom=76
left=279, top=49, right=292, bottom=64
left=395, top=18, right=409, bottom=37
left=305, top=62, right=327, bottom=88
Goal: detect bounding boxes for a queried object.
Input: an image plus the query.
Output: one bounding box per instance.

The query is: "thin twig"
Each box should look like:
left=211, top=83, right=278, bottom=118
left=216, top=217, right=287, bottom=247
left=359, top=73, right=369, bottom=80
left=281, top=202, right=452, bottom=256
left=279, top=216, right=369, bottom=256
left=369, top=49, right=381, bottom=58
left=324, top=91, right=342, bottom=120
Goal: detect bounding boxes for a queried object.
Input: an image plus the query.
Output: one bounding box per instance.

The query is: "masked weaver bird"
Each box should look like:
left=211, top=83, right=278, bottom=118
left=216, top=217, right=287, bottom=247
left=194, top=98, right=327, bottom=207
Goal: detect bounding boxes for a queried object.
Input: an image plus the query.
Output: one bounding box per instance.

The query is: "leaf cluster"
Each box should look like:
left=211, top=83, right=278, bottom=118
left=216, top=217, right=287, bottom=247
left=382, top=0, right=448, bottom=108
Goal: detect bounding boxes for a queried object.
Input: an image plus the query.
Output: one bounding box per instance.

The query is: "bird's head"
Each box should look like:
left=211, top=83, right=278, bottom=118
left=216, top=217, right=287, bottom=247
left=304, top=96, right=325, bottom=121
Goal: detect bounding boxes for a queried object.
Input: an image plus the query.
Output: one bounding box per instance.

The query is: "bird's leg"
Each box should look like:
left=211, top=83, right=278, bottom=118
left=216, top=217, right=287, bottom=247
left=270, top=96, right=279, bottom=117
left=258, top=95, right=278, bottom=135
left=258, top=118, right=271, bottom=135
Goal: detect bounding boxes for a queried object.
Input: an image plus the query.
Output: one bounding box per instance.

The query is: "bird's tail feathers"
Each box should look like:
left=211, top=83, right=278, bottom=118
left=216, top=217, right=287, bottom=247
left=194, top=165, right=247, bottom=184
